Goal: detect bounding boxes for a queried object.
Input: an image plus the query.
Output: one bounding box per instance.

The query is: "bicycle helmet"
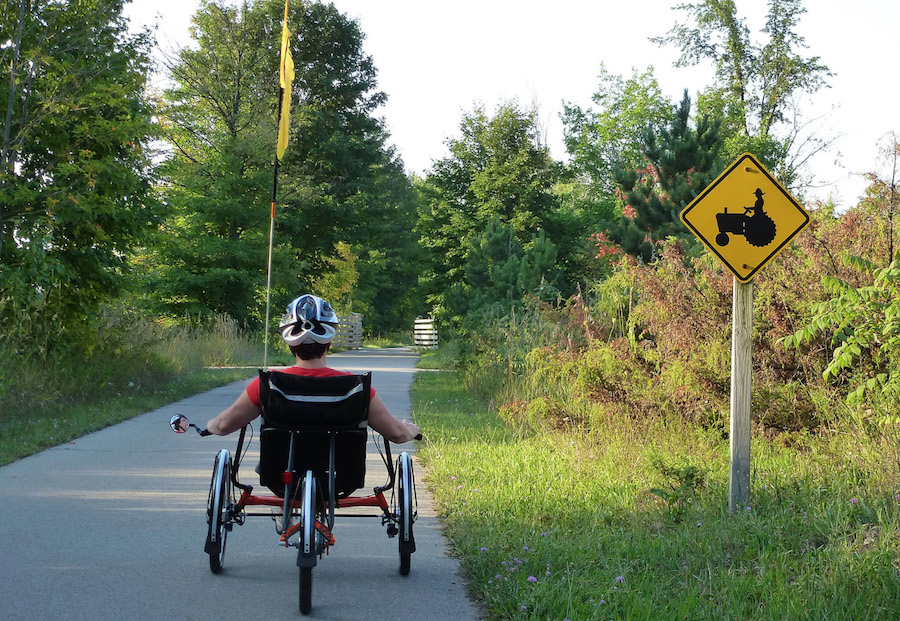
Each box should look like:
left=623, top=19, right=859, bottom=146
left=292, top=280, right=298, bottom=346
left=279, top=294, right=339, bottom=346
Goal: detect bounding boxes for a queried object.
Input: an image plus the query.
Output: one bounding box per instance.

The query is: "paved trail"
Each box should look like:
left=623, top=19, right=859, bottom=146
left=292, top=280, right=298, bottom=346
left=0, top=347, right=481, bottom=620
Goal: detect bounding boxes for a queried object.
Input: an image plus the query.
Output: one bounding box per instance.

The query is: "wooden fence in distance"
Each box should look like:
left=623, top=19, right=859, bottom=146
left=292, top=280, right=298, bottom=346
left=414, top=316, right=438, bottom=349
left=333, top=313, right=362, bottom=349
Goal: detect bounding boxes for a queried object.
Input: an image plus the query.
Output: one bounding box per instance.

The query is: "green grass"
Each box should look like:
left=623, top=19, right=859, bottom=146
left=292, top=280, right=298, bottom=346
left=0, top=313, right=268, bottom=466
left=412, top=367, right=900, bottom=620
left=0, top=367, right=255, bottom=466
left=362, top=332, right=415, bottom=348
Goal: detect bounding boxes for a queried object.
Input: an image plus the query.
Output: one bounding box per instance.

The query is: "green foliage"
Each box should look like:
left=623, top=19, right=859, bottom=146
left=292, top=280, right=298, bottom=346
left=415, top=368, right=900, bottom=620
left=562, top=65, right=675, bottom=197
left=786, top=254, right=900, bottom=410
left=0, top=0, right=159, bottom=351
left=561, top=66, right=677, bottom=278
left=147, top=0, right=419, bottom=330
left=148, top=0, right=272, bottom=323
left=647, top=450, right=709, bottom=516
left=312, top=241, right=358, bottom=315
left=0, top=309, right=264, bottom=465
left=608, top=91, right=723, bottom=263
left=445, top=138, right=900, bottom=443
left=448, top=218, right=560, bottom=321
left=655, top=0, right=830, bottom=181
left=417, top=101, right=563, bottom=311
left=783, top=145, right=900, bottom=415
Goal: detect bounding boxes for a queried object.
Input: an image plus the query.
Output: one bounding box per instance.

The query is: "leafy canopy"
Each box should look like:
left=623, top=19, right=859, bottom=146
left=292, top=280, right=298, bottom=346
left=147, top=0, right=419, bottom=330
left=654, top=0, right=830, bottom=181
left=417, top=101, right=562, bottom=312
left=0, top=0, right=158, bottom=350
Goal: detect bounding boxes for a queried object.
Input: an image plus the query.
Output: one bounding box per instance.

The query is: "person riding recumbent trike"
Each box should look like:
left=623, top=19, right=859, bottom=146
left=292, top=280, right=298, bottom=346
left=169, top=294, right=421, bottom=616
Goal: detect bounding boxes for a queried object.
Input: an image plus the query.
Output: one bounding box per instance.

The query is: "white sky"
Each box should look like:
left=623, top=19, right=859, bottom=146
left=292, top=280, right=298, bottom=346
left=124, top=0, right=900, bottom=211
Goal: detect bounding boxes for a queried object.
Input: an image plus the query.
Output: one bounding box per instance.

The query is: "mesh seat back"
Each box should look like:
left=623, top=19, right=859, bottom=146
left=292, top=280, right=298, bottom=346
left=258, top=371, right=371, bottom=431
left=257, top=370, right=371, bottom=497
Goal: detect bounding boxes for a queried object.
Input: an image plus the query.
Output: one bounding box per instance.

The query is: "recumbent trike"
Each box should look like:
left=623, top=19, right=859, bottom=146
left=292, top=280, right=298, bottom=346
left=170, top=370, right=419, bottom=615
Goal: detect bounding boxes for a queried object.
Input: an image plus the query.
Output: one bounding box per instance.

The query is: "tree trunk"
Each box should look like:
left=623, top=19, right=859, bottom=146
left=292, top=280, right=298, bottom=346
left=0, top=0, right=29, bottom=261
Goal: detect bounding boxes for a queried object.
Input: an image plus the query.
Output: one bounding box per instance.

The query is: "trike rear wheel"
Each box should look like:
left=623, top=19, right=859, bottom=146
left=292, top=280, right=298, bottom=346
left=298, top=470, right=317, bottom=615
left=299, top=566, right=313, bottom=615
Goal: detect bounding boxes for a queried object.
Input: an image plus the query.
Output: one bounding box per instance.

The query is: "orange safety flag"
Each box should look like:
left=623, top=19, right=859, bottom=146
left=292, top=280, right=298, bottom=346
left=276, top=0, right=295, bottom=160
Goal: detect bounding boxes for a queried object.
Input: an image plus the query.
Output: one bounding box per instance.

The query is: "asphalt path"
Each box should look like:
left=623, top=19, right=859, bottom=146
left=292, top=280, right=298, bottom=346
left=0, top=347, right=482, bottom=620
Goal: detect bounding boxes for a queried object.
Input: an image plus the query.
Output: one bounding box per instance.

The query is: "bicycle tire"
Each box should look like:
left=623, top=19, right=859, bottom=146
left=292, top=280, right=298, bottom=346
left=206, top=449, right=230, bottom=574
left=299, top=566, right=313, bottom=615
left=298, top=470, right=316, bottom=614
left=398, top=452, right=416, bottom=575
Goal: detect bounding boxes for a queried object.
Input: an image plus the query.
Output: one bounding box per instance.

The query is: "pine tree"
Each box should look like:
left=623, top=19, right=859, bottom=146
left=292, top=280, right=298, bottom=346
left=447, top=218, right=559, bottom=320
left=608, top=91, right=723, bottom=262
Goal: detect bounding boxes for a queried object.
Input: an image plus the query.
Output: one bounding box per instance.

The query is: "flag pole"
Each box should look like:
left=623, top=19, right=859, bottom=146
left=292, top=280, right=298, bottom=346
left=264, top=0, right=294, bottom=370
left=263, top=107, right=281, bottom=371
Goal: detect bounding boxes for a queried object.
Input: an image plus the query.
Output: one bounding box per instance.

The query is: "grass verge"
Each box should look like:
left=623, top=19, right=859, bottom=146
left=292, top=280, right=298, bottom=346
left=412, top=365, right=900, bottom=620
left=0, top=367, right=255, bottom=466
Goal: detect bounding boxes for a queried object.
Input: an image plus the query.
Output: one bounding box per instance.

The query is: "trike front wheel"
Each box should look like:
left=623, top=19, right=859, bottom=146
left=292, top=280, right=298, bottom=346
left=397, top=451, right=416, bottom=575
left=205, top=449, right=231, bottom=574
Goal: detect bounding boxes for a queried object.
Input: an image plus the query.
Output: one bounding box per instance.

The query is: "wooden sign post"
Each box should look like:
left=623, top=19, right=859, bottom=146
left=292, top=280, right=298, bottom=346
left=729, top=279, right=753, bottom=511
left=680, top=153, right=810, bottom=513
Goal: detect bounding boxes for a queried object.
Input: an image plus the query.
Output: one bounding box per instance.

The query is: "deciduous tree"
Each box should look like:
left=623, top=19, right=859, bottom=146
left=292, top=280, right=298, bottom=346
left=653, top=0, right=830, bottom=181
left=0, top=0, right=158, bottom=348
left=150, top=0, right=419, bottom=329
left=418, top=102, right=562, bottom=312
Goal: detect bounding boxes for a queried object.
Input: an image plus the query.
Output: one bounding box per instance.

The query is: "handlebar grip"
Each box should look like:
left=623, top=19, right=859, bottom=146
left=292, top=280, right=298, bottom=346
left=199, top=429, right=212, bottom=437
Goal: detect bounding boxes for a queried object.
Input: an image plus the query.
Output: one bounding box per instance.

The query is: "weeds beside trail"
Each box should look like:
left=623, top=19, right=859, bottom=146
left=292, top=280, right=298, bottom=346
left=0, top=314, right=283, bottom=466
left=413, top=368, right=900, bottom=620
left=0, top=324, right=413, bottom=466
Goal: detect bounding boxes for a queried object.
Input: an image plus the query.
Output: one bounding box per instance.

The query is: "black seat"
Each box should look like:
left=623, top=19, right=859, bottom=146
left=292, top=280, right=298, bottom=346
left=256, top=370, right=372, bottom=498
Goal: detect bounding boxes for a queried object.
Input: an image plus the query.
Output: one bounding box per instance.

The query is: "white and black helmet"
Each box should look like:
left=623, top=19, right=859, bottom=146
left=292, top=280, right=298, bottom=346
left=279, top=294, right=339, bottom=346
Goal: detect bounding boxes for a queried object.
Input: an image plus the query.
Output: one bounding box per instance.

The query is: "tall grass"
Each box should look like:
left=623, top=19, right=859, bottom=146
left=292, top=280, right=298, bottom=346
left=0, top=311, right=276, bottom=466
left=413, top=362, right=900, bottom=620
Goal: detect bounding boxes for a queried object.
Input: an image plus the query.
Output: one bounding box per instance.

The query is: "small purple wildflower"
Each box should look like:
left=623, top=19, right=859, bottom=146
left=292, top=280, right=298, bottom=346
left=850, top=497, right=859, bottom=504
left=480, top=547, right=488, bottom=552
left=527, top=576, right=537, bottom=583
left=615, top=575, right=624, bottom=583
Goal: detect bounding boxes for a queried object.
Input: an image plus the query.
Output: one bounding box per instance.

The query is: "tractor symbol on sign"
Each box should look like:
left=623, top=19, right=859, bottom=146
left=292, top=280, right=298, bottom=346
left=715, top=188, right=777, bottom=248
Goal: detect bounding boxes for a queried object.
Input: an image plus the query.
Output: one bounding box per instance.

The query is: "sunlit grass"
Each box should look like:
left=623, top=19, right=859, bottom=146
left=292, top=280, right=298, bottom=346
left=362, top=332, right=415, bottom=348
left=412, top=368, right=900, bottom=620
left=0, top=314, right=265, bottom=466
left=0, top=367, right=254, bottom=466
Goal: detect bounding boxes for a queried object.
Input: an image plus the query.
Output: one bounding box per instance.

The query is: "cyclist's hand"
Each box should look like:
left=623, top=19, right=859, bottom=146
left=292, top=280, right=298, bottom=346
left=402, top=419, right=421, bottom=443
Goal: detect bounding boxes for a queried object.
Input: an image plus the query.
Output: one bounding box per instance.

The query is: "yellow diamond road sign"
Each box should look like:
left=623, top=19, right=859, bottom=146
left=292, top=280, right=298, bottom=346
left=680, top=153, right=810, bottom=283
